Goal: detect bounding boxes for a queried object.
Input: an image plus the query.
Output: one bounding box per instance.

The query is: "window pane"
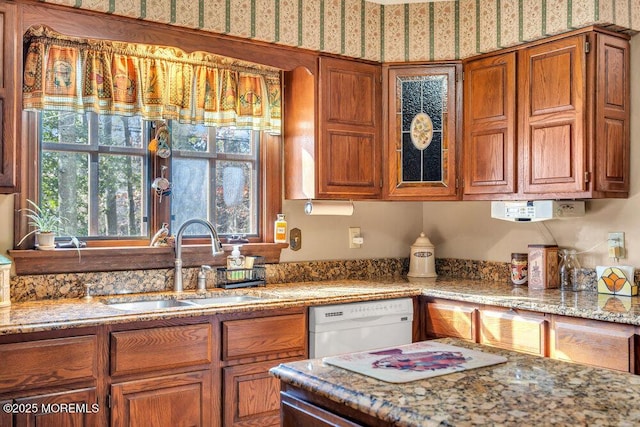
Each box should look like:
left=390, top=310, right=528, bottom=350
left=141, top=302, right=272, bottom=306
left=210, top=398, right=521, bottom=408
left=171, top=123, right=209, bottom=152
left=215, top=161, right=256, bottom=235
left=98, top=154, right=145, bottom=237
left=216, top=127, right=252, bottom=154
left=99, top=115, right=144, bottom=148
left=171, top=157, right=210, bottom=235
left=41, top=111, right=88, bottom=145
left=41, top=151, right=89, bottom=238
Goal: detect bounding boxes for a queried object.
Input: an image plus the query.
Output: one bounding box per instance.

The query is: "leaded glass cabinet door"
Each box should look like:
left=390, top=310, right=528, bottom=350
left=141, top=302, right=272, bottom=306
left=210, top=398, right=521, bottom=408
left=385, top=64, right=461, bottom=200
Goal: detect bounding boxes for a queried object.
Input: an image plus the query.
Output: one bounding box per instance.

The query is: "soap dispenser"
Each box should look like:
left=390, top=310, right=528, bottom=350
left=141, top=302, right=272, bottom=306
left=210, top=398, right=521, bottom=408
left=227, top=245, right=245, bottom=280
left=408, top=232, right=437, bottom=278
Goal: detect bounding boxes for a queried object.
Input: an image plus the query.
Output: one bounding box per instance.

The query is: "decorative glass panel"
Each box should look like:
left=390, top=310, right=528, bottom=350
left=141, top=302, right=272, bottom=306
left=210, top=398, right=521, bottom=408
left=396, top=74, right=448, bottom=186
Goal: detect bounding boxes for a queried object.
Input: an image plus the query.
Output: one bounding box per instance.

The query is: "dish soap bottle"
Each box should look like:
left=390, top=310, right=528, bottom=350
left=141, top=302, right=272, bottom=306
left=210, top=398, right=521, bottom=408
left=227, top=245, right=245, bottom=280
left=274, top=214, right=288, bottom=243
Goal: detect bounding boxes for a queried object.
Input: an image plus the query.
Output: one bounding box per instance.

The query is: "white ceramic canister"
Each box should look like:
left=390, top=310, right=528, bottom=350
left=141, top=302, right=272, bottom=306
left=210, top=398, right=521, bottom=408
left=408, top=232, right=437, bottom=278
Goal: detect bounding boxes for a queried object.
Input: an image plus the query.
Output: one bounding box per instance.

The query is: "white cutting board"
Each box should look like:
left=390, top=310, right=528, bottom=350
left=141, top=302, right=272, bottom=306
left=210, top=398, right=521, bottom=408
left=323, top=341, right=507, bottom=383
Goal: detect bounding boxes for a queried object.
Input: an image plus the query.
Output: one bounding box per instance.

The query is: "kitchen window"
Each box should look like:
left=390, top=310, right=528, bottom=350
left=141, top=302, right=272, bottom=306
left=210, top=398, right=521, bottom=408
left=37, top=111, right=261, bottom=241
left=12, top=25, right=284, bottom=273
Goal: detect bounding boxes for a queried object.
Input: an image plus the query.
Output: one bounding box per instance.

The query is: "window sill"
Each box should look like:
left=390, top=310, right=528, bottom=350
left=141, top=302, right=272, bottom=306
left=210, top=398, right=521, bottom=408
left=9, top=243, right=288, bottom=275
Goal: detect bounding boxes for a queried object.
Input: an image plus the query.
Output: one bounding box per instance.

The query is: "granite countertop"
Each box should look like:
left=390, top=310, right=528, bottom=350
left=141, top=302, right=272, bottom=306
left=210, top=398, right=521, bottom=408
left=0, top=276, right=639, bottom=335
left=270, top=337, right=640, bottom=426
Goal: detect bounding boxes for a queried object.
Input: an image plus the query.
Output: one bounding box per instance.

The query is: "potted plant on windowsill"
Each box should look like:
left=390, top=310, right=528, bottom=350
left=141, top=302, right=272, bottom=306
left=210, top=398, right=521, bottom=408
left=17, top=199, right=65, bottom=250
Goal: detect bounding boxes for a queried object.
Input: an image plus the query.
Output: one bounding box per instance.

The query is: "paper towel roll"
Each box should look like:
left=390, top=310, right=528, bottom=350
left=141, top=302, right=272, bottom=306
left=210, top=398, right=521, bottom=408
left=304, top=200, right=354, bottom=216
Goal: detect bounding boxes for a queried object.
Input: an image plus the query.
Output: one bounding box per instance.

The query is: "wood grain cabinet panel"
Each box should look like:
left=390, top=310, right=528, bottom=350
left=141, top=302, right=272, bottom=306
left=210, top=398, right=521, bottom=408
left=110, top=323, right=212, bottom=377
left=520, top=35, right=586, bottom=196
left=111, top=371, right=212, bottom=427
left=281, top=391, right=361, bottom=427
left=0, top=336, right=97, bottom=393
left=317, top=57, right=382, bottom=199
left=550, top=315, right=635, bottom=373
left=463, top=28, right=630, bottom=200
left=14, top=388, right=99, bottom=427
left=0, top=399, right=11, bottom=427
left=0, top=1, right=17, bottom=192
left=424, top=299, right=478, bottom=341
left=222, top=359, right=294, bottom=427
left=479, top=307, right=548, bottom=356
left=284, top=56, right=382, bottom=200
left=463, top=52, right=516, bottom=196
left=222, top=313, right=306, bottom=362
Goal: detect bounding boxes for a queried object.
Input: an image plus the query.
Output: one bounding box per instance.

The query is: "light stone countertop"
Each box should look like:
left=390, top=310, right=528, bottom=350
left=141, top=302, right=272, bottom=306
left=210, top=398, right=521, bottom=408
left=270, top=337, right=640, bottom=426
left=0, top=276, right=639, bottom=335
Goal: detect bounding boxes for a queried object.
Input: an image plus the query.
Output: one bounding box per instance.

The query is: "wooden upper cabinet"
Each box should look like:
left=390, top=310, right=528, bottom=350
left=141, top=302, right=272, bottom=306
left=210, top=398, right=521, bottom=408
left=520, top=35, right=586, bottom=196
left=0, top=2, right=17, bottom=193
left=593, top=33, right=630, bottom=195
left=385, top=64, right=461, bottom=200
left=463, top=52, right=516, bottom=196
left=284, top=56, right=382, bottom=200
left=318, top=57, right=382, bottom=198
left=463, top=27, right=630, bottom=200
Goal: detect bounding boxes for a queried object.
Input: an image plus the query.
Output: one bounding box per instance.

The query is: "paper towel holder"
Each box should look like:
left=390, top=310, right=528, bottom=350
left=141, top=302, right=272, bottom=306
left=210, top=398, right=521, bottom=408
left=304, top=200, right=354, bottom=216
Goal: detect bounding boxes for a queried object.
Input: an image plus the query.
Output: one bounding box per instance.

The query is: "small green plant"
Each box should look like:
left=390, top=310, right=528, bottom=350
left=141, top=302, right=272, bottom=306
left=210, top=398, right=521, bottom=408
left=17, top=199, right=66, bottom=246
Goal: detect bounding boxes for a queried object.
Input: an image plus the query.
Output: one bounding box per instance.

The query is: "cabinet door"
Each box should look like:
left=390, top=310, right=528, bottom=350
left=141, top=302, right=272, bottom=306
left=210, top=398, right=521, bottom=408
left=0, top=1, right=17, bottom=192
left=111, top=371, right=212, bottom=427
left=463, top=52, right=516, bottom=197
left=280, top=391, right=361, bottom=427
left=386, top=64, right=461, bottom=200
left=550, top=315, right=635, bottom=372
left=520, top=35, right=586, bottom=196
left=593, top=33, right=630, bottom=195
left=1, top=399, right=12, bottom=427
left=223, top=359, right=297, bottom=427
left=317, top=57, right=382, bottom=198
left=479, top=307, right=548, bottom=356
left=424, top=299, right=478, bottom=341
left=14, top=388, right=99, bottom=427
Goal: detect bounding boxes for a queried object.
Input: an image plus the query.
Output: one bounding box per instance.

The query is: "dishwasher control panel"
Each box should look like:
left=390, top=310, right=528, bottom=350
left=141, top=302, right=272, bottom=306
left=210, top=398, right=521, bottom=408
left=310, top=298, right=414, bottom=324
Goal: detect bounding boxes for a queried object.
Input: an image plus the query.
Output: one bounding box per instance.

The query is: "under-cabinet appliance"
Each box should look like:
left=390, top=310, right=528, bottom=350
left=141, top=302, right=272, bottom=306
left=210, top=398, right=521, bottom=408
left=309, top=298, right=413, bottom=358
left=491, top=200, right=585, bottom=222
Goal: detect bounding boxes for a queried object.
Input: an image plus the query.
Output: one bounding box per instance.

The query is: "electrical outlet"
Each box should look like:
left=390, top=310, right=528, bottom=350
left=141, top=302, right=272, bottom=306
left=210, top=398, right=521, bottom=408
left=348, top=227, right=362, bottom=249
left=608, top=232, right=625, bottom=259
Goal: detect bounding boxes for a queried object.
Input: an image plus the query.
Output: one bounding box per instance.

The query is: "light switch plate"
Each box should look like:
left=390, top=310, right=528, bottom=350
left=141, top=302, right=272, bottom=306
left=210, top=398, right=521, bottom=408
left=348, top=227, right=361, bottom=249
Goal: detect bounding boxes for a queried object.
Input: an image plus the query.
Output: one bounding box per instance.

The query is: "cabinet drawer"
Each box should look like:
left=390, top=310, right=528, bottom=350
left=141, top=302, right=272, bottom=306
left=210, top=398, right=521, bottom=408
left=479, top=308, right=547, bottom=356
left=223, top=314, right=306, bottom=361
left=111, top=324, right=212, bottom=376
left=0, top=335, right=97, bottom=392
left=551, top=316, right=635, bottom=372
left=425, top=300, right=477, bottom=341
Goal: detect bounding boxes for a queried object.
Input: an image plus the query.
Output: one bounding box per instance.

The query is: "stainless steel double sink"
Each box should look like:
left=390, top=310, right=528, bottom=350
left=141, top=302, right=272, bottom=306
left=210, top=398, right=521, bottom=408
left=104, top=295, right=266, bottom=311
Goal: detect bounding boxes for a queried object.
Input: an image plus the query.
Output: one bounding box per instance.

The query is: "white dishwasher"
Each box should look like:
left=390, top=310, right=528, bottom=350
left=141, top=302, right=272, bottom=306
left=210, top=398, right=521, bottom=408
left=309, top=298, right=414, bottom=358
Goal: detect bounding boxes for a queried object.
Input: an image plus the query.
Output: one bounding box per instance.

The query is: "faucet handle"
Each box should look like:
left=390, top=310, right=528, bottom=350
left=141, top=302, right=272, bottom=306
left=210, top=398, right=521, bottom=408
left=82, top=283, right=94, bottom=301
left=197, top=265, right=213, bottom=294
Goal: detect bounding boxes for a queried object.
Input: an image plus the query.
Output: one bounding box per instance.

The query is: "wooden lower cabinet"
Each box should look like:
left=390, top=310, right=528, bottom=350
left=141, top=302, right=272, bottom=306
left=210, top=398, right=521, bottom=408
left=223, top=358, right=296, bottom=427
left=479, top=307, right=548, bottom=356
left=280, top=390, right=360, bottom=427
left=111, top=371, right=212, bottom=427
left=550, top=315, right=635, bottom=372
left=14, top=388, right=99, bottom=427
left=424, top=298, right=477, bottom=341
left=220, top=310, right=307, bottom=427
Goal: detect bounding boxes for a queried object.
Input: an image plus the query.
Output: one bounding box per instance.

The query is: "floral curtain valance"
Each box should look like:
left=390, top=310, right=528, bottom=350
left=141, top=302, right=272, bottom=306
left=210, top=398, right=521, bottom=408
left=23, top=26, right=282, bottom=133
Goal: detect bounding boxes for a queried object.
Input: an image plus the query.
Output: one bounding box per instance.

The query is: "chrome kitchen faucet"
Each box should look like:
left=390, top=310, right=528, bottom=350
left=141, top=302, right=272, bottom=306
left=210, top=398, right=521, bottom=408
left=174, top=219, right=224, bottom=292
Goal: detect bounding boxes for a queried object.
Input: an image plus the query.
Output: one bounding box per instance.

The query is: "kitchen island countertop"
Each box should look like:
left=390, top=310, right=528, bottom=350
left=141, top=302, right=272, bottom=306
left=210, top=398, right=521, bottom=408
left=0, top=276, right=639, bottom=335
left=270, top=337, right=640, bottom=426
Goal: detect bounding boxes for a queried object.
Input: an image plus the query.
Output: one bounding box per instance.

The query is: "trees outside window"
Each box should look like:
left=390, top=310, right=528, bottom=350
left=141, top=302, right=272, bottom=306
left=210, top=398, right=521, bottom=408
left=39, top=111, right=260, bottom=242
